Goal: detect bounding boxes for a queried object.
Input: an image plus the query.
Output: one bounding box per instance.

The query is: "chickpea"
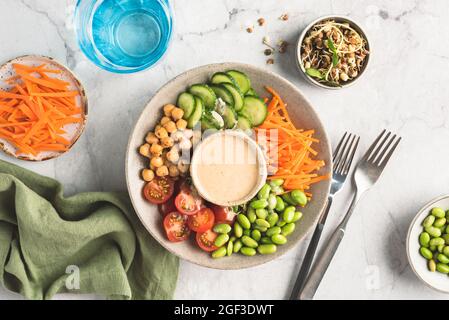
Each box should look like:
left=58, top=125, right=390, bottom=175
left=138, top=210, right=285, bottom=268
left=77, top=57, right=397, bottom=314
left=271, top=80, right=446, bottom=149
left=161, top=136, right=174, bottom=148
left=163, top=121, right=177, bottom=133
left=177, top=159, right=189, bottom=174
left=155, top=126, right=168, bottom=139
left=166, top=148, right=180, bottom=163
left=171, top=107, right=184, bottom=121
left=150, top=143, right=163, bottom=156
left=145, top=132, right=159, bottom=145
left=150, top=156, right=164, bottom=168
left=142, top=169, right=155, bottom=182
left=139, top=143, right=150, bottom=157
left=176, top=118, right=187, bottom=130
left=156, top=165, right=169, bottom=177
left=163, top=104, right=176, bottom=116
left=168, top=164, right=179, bottom=177
left=160, top=116, right=171, bottom=125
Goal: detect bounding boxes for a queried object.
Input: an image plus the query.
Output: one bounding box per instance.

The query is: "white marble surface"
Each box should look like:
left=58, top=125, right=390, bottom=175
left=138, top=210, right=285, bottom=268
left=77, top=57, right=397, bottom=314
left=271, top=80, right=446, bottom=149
left=1, top=0, right=449, bottom=300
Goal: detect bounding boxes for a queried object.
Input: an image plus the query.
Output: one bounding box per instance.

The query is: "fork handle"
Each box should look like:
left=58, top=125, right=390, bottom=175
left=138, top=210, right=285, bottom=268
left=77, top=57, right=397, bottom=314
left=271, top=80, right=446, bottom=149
left=289, top=197, right=332, bottom=300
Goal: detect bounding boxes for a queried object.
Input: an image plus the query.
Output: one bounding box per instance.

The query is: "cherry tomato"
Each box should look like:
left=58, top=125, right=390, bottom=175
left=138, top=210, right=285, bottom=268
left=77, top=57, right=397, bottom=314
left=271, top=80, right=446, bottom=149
left=143, top=177, right=174, bottom=204
left=211, top=205, right=236, bottom=224
left=175, top=187, right=203, bottom=215
left=163, top=212, right=190, bottom=242
left=188, top=208, right=215, bottom=233
left=196, top=229, right=218, bottom=252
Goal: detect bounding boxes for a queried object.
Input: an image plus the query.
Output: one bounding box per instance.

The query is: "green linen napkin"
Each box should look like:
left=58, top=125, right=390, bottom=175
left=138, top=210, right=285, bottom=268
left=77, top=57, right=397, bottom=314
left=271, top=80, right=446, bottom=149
left=0, top=159, right=178, bottom=300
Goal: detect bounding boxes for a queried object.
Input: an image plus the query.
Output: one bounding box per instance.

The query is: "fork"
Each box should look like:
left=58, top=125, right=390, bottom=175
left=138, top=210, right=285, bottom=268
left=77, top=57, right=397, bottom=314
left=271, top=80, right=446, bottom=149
left=289, top=132, right=359, bottom=300
left=299, top=129, right=401, bottom=300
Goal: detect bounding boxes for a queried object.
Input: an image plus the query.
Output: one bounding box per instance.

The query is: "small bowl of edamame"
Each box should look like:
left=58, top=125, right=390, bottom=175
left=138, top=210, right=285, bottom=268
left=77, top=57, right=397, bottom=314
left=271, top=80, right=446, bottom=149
left=407, top=195, right=449, bottom=293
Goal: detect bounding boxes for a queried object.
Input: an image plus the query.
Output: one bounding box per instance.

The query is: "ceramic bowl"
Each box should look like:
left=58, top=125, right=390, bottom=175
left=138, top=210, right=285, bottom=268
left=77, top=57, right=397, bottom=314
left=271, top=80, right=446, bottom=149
left=406, top=195, right=449, bottom=293
left=125, top=62, right=331, bottom=269
left=0, top=55, right=88, bottom=161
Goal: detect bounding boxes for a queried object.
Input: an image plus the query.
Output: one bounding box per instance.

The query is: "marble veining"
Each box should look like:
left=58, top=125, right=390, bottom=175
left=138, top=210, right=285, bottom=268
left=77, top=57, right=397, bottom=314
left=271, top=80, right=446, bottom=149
left=1, top=0, right=449, bottom=300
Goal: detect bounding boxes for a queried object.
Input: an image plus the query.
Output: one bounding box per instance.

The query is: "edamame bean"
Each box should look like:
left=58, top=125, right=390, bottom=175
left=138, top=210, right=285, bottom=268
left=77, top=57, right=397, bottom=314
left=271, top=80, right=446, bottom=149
left=266, top=226, right=282, bottom=237
left=267, top=213, right=279, bottom=227
left=256, top=208, right=268, bottom=219
left=275, top=196, right=285, bottom=212
left=425, top=226, right=441, bottom=238
left=214, top=234, right=230, bottom=247
left=423, top=215, right=435, bottom=228
left=420, top=247, right=433, bottom=260
left=438, top=245, right=445, bottom=253
left=292, top=211, right=303, bottom=222
left=277, top=219, right=287, bottom=227
left=251, top=229, right=262, bottom=242
left=233, top=240, right=243, bottom=253
left=437, top=253, right=449, bottom=264
left=243, top=229, right=251, bottom=236
left=291, top=190, right=307, bottom=206
left=269, top=179, right=284, bottom=187
left=250, top=199, right=268, bottom=209
left=227, top=240, right=234, bottom=256
left=253, top=225, right=268, bottom=232
left=234, top=222, right=243, bottom=238
left=242, top=235, right=258, bottom=248
left=430, top=237, right=445, bottom=247
left=429, top=259, right=437, bottom=272
left=213, top=223, right=232, bottom=234
left=282, top=193, right=297, bottom=205
left=419, top=232, right=431, bottom=247
left=431, top=207, right=446, bottom=218
left=434, top=217, right=447, bottom=228
left=260, top=237, right=273, bottom=244
left=443, top=246, right=449, bottom=257
left=283, top=206, right=296, bottom=223
left=282, top=223, right=295, bottom=236
left=247, top=208, right=257, bottom=223
left=240, top=247, right=256, bottom=256
left=436, top=263, right=449, bottom=274
left=237, top=214, right=251, bottom=229
left=271, top=234, right=288, bottom=245
left=212, top=247, right=227, bottom=259
left=257, top=244, right=277, bottom=255
left=258, top=184, right=271, bottom=200
left=268, top=194, right=277, bottom=210
left=255, top=218, right=270, bottom=228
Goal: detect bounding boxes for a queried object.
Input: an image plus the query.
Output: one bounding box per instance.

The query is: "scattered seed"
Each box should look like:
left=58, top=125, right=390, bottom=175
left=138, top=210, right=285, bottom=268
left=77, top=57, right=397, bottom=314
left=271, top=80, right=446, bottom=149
left=278, top=40, right=289, bottom=53
left=266, top=58, right=274, bottom=65
left=257, top=18, right=266, bottom=26
left=280, top=13, right=289, bottom=21
left=246, top=26, right=254, bottom=33
left=264, top=48, right=273, bottom=56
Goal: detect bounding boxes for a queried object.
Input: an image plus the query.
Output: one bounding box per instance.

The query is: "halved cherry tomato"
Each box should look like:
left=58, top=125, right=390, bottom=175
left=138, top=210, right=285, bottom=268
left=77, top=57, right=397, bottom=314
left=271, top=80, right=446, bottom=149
left=188, top=208, right=215, bottom=233
left=175, top=187, right=203, bottom=215
left=163, top=212, right=190, bottom=242
left=196, top=229, right=218, bottom=252
left=143, top=176, right=174, bottom=204
left=211, top=205, right=236, bottom=224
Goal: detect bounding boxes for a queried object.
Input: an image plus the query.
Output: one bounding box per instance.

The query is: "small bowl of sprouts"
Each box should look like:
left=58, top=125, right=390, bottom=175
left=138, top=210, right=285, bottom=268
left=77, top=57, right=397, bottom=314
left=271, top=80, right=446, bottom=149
left=296, top=16, right=370, bottom=89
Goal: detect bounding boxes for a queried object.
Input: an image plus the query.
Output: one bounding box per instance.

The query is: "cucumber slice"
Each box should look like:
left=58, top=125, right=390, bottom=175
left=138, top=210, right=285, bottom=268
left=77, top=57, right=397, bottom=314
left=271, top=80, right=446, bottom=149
left=211, top=72, right=236, bottom=85
left=177, top=92, right=196, bottom=119
left=239, top=96, right=267, bottom=126
left=188, top=84, right=217, bottom=109
left=246, top=88, right=258, bottom=97
left=236, top=115, right=252, bottom=130
left=221, top=83, right=244, bottom=112
left=187, top=96, right=204, bottom=129
left=221, top=105, right=237, bottom=129
left=226, top=70, right=251, bottom=94
left=209, top=84, right=234, bottom=107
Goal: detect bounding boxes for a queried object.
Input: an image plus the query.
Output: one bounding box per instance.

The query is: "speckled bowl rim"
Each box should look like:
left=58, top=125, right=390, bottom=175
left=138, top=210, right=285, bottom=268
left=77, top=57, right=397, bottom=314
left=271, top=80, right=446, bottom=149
left=190, top=130, right=267, bottom=207
left=295, top=15, right=371, bottom=90
left=125, top=62, right=332, bottom=269
left=406, top=194, right=449, bottom=294
left=0, top=55, right=88, bottom=161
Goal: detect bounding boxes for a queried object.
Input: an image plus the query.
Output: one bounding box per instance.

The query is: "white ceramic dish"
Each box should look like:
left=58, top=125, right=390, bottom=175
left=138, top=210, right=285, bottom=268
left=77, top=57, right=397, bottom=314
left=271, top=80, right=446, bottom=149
left=406, top=195, right=449, bottom=293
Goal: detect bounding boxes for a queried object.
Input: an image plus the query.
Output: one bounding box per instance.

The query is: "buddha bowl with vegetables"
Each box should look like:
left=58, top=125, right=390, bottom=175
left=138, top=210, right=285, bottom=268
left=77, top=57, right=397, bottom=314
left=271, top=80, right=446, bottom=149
left=126, top=62, right=331, bottom=269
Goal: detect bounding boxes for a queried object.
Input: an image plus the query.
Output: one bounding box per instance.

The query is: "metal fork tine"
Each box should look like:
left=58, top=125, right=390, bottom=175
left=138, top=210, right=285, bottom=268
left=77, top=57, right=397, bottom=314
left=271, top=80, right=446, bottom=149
left=361, top=129, right=386, bottom=160
left=373, top=134, right=396, bottom=165
left=336, top=134, right=355, bottom=174
left=333, top=133, right=351, bottom=171
left=343, top=136, right=360, bottom=174
left=369, top=131, right=391, bottom=162
left=379, top=136, right=401, bottom=168
left=332, top=132, right=347, bottom=162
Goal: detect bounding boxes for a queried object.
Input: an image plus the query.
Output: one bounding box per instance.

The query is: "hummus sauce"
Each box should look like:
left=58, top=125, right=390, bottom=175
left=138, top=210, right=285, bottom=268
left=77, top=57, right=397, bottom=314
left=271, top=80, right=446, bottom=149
left=191, top=132, right=263, bottom=205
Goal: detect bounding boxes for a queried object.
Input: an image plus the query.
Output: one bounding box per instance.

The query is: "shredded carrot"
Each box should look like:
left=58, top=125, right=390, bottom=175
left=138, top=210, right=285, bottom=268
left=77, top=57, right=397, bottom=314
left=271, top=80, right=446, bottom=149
left=257, top=86, right=329, bottom=196
left=0, top=63, right=83, bottom=156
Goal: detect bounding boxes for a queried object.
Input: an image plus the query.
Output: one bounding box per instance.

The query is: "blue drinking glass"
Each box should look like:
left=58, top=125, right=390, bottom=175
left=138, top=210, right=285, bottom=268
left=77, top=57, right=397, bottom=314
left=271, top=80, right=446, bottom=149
left=74, top=0, right=173, bottom=73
